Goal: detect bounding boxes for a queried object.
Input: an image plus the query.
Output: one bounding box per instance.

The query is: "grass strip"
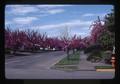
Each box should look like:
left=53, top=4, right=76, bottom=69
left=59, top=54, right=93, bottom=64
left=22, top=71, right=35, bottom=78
left=55, top=51, right=80, bottom=65
left=51, top=51, right=80, bottom=71
left=95, top=66, right=113, bottom=69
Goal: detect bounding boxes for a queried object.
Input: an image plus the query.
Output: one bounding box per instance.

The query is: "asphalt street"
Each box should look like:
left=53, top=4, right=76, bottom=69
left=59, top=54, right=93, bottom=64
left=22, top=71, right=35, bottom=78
left=5, top=51, right=115, bottom=79
left=5, top=51, right=66, bottom=69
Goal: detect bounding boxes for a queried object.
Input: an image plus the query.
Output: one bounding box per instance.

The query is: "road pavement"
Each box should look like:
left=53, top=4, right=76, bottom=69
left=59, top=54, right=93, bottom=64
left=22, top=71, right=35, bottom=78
left=5, top=51, right=66, bottom=69
left=5, top=51, right=114, bottom=79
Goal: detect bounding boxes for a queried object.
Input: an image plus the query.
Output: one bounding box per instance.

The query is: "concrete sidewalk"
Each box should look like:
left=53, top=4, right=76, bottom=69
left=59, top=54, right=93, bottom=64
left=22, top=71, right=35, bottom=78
left=78, top=51, right=111, bottom=71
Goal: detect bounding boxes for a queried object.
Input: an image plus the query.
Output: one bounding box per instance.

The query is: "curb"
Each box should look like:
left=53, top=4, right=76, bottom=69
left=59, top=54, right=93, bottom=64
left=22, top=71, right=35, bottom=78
left=96, top=69, right=115, bottom=72
left=49, top=54, right=67, bottom=69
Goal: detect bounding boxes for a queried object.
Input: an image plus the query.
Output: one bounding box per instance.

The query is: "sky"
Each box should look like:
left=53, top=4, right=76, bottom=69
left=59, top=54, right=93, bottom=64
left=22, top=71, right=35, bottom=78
left=5, top=5, right=113, bottom=38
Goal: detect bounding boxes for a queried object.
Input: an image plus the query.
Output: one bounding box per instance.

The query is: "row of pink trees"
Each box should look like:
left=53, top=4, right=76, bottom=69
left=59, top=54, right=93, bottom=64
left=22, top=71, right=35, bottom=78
left=5, top=27, right=88, bottom=54
left=5, top=17, right=107, bottom=54
left=5, top=28, right=57, bottom=52
left=5, top=16, right=108, bottom=54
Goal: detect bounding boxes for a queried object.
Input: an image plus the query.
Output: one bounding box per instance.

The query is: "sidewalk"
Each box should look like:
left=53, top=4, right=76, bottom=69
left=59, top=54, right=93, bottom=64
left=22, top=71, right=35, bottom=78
left=78, top=51, right=111, bottom=71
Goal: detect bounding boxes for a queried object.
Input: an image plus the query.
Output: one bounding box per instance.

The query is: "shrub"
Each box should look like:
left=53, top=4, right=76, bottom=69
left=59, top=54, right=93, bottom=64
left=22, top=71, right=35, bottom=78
left=5, top=48, right=11, bottom=54
left=84, top=44, right=102, bottom=54
left=87, top=50, right=102, bottom=62
left=104, top=51, right=112, bottom=64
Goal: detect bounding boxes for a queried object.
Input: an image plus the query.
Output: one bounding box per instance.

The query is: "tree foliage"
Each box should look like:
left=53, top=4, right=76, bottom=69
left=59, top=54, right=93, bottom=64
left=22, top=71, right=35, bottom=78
left=5, top=28, right=86, bottom=53
left=89, top=9, right=115, bottom=50
left=97, top=29, right=115, bottom=50
left=104, top=9, right=114, bottom=32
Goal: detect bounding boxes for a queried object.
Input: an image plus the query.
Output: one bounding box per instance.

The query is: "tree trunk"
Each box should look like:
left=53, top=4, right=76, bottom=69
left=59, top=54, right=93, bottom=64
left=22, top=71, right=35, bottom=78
left=73, top=48, right=75, bottom=54
left=67, top=47, right=70, bottom=60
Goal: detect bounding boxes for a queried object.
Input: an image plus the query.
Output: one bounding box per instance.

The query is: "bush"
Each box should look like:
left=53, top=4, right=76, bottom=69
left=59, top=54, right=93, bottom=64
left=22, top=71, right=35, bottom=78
left=84, top=44, right=102, bottom=54
left=104, top=51, right=112, bottom=64
left=5, top=48, right=11, bottom=54
left=87, top=50, right=102, bottom=63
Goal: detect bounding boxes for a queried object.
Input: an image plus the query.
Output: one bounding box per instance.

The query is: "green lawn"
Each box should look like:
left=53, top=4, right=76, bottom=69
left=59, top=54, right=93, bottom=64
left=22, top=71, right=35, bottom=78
left=55, top=51, right=80, bottom=65
left=95, top=66, right=113, bottom=69
left=51, top=51, right=80, bottom=71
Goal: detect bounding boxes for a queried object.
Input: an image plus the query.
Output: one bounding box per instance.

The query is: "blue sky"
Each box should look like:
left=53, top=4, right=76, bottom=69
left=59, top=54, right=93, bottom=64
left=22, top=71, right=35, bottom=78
left=5, top=5, right=113, bottom=38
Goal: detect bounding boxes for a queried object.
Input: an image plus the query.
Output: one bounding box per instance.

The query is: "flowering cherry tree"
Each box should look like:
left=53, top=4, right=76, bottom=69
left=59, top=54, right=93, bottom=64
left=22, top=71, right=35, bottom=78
left=90, top=16, right=105, bottom=44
